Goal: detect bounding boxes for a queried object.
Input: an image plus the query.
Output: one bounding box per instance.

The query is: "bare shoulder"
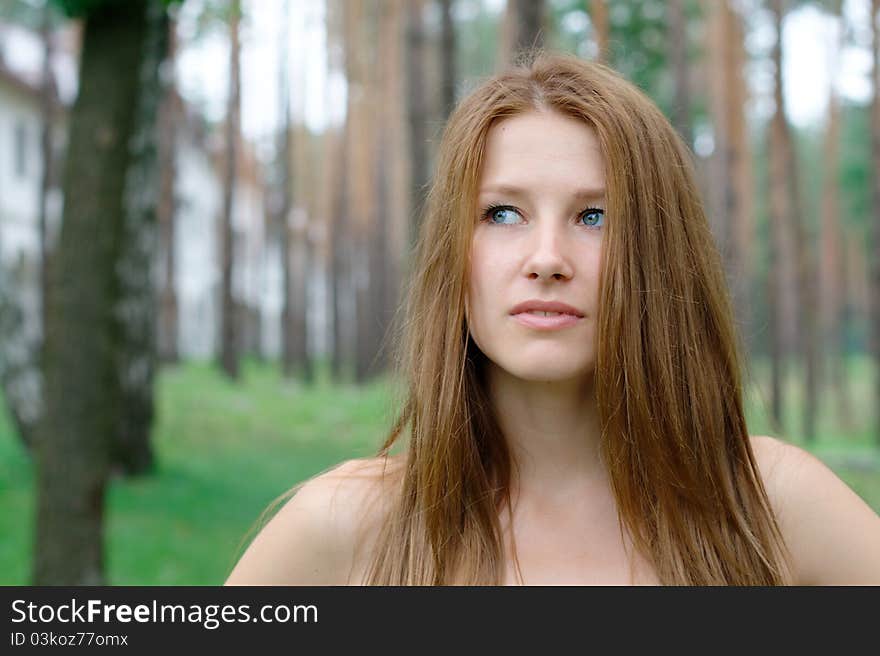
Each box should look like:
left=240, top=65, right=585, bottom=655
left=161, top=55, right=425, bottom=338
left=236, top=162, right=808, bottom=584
left=225, top=454, right=405, bottom=586
left=749, top=435, right=880, bottom=585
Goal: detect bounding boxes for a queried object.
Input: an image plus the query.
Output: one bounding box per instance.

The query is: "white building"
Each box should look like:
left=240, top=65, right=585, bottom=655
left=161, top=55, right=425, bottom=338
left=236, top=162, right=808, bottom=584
left=172, top=109, right=279, bottom=360
left=0, top=19, right=280, bottom=362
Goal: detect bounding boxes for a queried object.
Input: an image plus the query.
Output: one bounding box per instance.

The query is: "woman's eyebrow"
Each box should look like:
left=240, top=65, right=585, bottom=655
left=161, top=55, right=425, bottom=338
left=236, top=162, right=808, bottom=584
left=478, top=182, right=606, bottom=199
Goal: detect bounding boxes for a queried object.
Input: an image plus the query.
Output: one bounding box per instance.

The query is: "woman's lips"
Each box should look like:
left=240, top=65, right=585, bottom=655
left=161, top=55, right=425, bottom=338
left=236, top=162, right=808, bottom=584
left=511, top=312, right=582, bottom=330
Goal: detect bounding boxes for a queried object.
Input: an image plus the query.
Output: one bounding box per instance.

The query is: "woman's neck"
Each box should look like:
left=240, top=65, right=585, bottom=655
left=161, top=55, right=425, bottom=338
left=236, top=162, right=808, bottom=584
left=485, top=362, right=607, bottom=501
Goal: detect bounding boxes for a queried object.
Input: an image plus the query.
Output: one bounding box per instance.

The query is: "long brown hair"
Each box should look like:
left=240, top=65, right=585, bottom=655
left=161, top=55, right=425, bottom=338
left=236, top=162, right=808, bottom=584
left=360, top=51, right=791, bottom=585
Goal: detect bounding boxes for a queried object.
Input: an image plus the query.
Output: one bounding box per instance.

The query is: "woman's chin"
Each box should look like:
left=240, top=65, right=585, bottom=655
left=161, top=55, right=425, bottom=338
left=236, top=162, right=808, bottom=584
left=502, top=361, right=594, bottom=384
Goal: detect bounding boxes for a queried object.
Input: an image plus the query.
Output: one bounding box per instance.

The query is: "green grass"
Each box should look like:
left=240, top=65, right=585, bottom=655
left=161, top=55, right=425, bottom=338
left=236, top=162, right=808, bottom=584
left=743, top=355, right=880, bottom=521
left=0, top=357, right=397, bottom=585
left=0, top=355, right=877, bottom=585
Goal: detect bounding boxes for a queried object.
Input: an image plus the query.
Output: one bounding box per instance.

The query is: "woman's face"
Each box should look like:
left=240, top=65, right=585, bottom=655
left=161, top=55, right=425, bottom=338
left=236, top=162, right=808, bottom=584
left=467, top=109, right=605, bottom=383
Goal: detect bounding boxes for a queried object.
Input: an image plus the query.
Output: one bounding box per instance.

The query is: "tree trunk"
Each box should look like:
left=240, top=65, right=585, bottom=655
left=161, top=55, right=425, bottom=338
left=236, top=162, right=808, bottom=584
left=728, top=7, right=754, bottom=363
left=35, top=0, right=156, bottom=584
left=590, top=0, right=609, bottom=63
left=38, top=2, right=57, bottom=365
left=818, top=0, right=853, bottom=431
left=345, top=0, right=381, bottom=383
left=870, top=0, right=880, bottom=445
left=391, top=0, right=410, bottom=323
left=291, top=123, right=313, bottom=384
left=667, top=0, right=692, bottom=150
left=316, top=122, right=343, bottom=379
left=113, top=0, right=168, bottom=476
left=157, top=16, right=179, bottom=364
left=707, top=1, right=753, bottom=357
left=771, top=0, right=818, bottom=442
left=767, top=0, right=790, bottom=433
left=498, top=0, right=545, bottom=66
left=355, top=0, right=405, bottom=381
left=794, top=147, right=819, bottom=443
left=0, top=263, right=43, bottom=452
left=511, top=0, right=545, bottom=59
left=834, top=229, right=855, bottom=430
left=278, top=0, right=295, bottom=379
left=220, top=0, right=241, bottom=380
left=375, top=0, right=407, bottom=377
left=0, top=1, right=59, bottom=454
left=439, top=0, right=456, bottom=121
left=327, top=0, right=352, bottom=383
left=406, top=0, right=429, bottom=251
left=330, top=139, right=351, bottom=384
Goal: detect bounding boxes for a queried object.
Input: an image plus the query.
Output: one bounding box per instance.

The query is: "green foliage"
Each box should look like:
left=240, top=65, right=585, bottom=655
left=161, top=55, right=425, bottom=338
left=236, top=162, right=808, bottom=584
left=792, top=123, right=824, bottom=266
left=453, top=0, right=707, bottom=127
left=748, top=124, right=772, bottom=360
left=547, top=0, right=708, bottom=131
left=0, top=0, right=63, bottom=30
left=52, top=0, right=110, bottom=18
left=190, top=0, right=243, bottom=43
left=51, top=0, right=181, bottom=19
left=749, top=101, right=873, bottom=357
left=791, top=110, right=871, bottom=349
left=838, top=102, right=872, bottom=241
left=454, top=0, right=503, bottom=89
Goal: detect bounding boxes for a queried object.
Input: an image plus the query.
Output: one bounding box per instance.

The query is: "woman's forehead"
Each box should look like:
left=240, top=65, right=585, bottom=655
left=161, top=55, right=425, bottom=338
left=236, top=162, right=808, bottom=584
left=478, top=111, right=605, bottom=197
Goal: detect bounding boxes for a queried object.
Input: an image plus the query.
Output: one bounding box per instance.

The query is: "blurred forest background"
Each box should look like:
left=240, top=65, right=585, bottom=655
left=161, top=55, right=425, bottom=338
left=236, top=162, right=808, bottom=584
left=0, top=0, right=878, bottom=585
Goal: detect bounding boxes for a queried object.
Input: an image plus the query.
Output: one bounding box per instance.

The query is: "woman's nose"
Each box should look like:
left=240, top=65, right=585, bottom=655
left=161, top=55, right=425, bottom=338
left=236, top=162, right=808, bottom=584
left=523, top=221, right=574, bottom=281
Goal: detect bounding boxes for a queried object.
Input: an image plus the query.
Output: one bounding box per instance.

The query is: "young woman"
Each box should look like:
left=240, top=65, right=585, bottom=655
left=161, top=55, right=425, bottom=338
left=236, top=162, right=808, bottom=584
left=226, top=52, right=880, bottom=586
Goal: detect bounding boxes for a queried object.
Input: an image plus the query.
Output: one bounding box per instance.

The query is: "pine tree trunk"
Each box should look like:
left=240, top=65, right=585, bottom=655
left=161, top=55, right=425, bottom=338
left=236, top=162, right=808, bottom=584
left=35, top=0, right=155, bottom=584
left=590, top=0, right=609, bottom=63
left=793, top=149, right=819, bottom=443
left=291, top=125, right=312, bottom=383
left=439, top=0, right=456, bottom=121
left=319, top=126, right=338, bottom=379
left=727, top=3, right=754, bottom=360
left=220, top=0, right=241, bottom=380
left=299, top=129, right=318, bottom=385
left=330, top=201, right=350, bottom=383
left=705, top=0, right=726, bottom=247
left=350, top=0, right=404, bottom=382
left=406, top=0, right=429, bottom=250
left=510, top=0, right=545, bottom=58
left=870, top=0, right=880, bottom=445
left=374, top=0, right=407, bottom=377
left=836, top=233, right=855, bottom=429
left=771, top=0, right=818, bottom=442
left=767, top=0, right=790, bottom=433
left=818, top=98, right=841, bottom=417
left=158, top=17, right=179, bottom=364
left=288, top=222, right=307, bottom=379
left=707, top=2, right=753, bottom=357
left=667, top=0, right=692, bottom=149
left=347, top=0, right=381, bottom=384
left=323, top=2, right=342, bottom=382
left=819, top=0, right=852, bottom=431
left=278, top=0, right=295, bottom=379
left=372, top=136, right=392, bottom=377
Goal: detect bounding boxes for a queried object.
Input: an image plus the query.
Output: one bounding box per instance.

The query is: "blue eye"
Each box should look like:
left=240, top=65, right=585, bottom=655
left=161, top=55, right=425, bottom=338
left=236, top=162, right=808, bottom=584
left=485, top=205, right=522, bottom=225
left=479, top=204, right=605, bottom=230
left=580, top=208, right=604, bottom=228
